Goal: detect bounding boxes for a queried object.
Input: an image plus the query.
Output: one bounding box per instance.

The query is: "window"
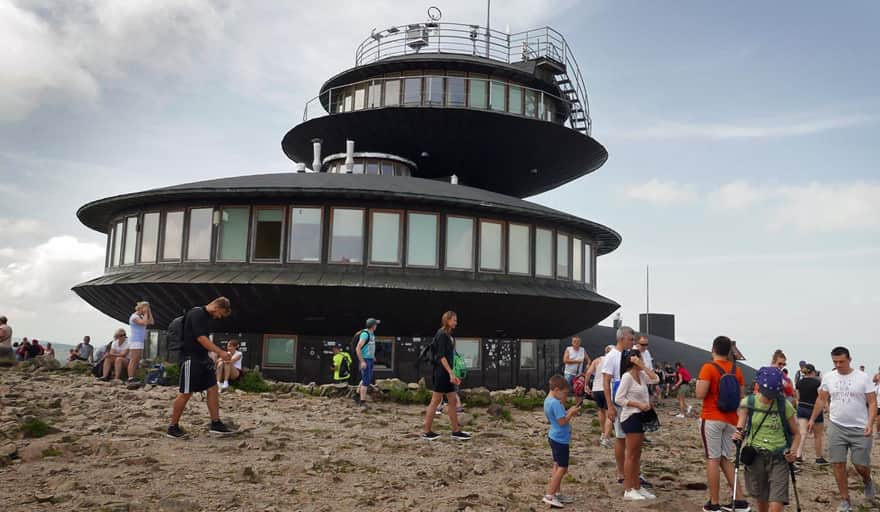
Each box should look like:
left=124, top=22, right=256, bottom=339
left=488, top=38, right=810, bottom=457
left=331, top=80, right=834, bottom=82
left=374, top=337, right=395, bottom=370
left=352, top=162, right=364, bottom=174
left=263, top=335, right=296, bottom=368
left=368, top=81, right=382, bottom=108
left=479, top=220, right=503, bottom=272
left=365, top=161, right=379, bottom=175
left=456, top=338, right=481, bottom=369
left=122, top=216, right=137, bottom=265
left=446, top=73, right=466, bottom=107
left=380, top=161, right=394, bottom=176
left=113, top=221, right=123, bottom=266
left=217, top=207, right=249, bottom=261
left=573, top=237, right=583, bottom=282
left=525, top=89, right=538, bottom=117
left=556, top=233, right=570, bottom=279
left=253, top=208, right=283, bottom=261
left=445, top=216, right=474, bottom=270
left=406, top=212, right=438, bottom=267
left=425, top=73, right=444, bottom=106
left=330, top=208, right=364, bottom=264
left=162, top=211, right=183, bottom=261
left=139, top=212, right=160, bottom=263
left=186, top=208, right=213, bottom=261
left=535, top=228, right=553, bottom=277
left=106, top=226, right=113, bottom=268
left=342, top=89, right=353, bottom=112
left=353, top=84, right=366, bottom=110
left=403, top=74, right=421, bottom=106
left=383, top=75, right=400, bottom=106
left=468, top=74, right=487, bottom=109
left=585, top=244, right=593, bottom=285
left=489, top=80, right=506, bottom=111
left=370, top=211, right=401, bottom=265
left=508, top=223, right=530, bottom=275
left=289, top=207, right=322, bottom=262
left=520, top=339, right=536, bottom=369
left=508, top=85, right=523, bottom=115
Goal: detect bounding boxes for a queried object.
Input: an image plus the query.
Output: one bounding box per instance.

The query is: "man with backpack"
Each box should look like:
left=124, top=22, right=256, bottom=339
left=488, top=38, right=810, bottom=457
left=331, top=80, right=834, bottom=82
left=695, top=336, right=749, bottom=512
left=353, top=318, right=379, bottom=407
left=331, top=345, right=352, bottom=383
left=732, top=366, right=800, bottom=512
left=166, top=297, right=235, bottom=439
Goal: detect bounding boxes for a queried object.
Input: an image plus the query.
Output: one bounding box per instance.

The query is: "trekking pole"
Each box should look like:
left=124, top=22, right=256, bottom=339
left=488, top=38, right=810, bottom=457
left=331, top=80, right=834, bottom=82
left=731, top=439, right=742, bottom=507
left=789, top=460, right=802, bottom=512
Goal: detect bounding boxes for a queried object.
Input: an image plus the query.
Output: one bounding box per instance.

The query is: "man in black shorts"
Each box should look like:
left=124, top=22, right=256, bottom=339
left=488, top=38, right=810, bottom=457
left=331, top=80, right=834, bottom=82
left=167, top=297, right=236, bottom=438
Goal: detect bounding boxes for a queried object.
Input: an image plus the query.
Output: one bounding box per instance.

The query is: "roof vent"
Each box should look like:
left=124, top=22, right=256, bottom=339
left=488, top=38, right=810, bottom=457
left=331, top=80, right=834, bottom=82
left=345, top=140, right=355, bottom=173
left=294, top=163, right=306, bottom=173
left=311, top=139, right=322, bottom=172
left=450, top=174, right=458, bottom=185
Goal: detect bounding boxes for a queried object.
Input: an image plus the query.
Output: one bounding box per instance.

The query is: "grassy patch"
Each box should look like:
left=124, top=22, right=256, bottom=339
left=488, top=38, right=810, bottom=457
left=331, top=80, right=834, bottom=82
left=462, top=394, right=492, bottom=407
left=387, top=387, right=431, bottom=405
left=42, top=448, right=62, bottom=457
left=511, top=395, right=544, bottom=410
left=499, top=407, right=513, bottom=422
left=21, top=418, right=50, bottom=438
left=564, top=474, right=581, bottom=484
left=591, top=419, right=600, bottom=428
left=232, top=371, right=272, bottom=393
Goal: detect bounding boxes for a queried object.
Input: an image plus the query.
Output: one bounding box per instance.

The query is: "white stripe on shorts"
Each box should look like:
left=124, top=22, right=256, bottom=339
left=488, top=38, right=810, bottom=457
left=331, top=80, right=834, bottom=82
left=183, top=359, right=190, bottom=394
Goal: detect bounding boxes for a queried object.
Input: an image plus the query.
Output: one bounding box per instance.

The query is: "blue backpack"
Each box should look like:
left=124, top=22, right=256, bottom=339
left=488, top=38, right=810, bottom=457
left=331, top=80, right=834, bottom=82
left=711, top=361, right=741, bottom=413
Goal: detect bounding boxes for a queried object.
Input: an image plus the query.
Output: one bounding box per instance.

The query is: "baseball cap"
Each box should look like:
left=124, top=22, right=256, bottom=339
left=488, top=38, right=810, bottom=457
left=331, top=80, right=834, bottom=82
left=799, top=360, right=806, bottom=366
left=365, top=318, right=380, bottom=328
left=804, top=363, right=816, bottom=373
left=756, top=366, right=784, bottom=399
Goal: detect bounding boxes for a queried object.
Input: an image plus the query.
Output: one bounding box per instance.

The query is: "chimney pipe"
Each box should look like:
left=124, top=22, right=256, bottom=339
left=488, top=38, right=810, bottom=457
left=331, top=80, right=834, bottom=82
left=311, top=139, right=322, bottom=172
left=450, top=174, right=458, bottom=185
left=294, top=163, right=306, bottom=173
left=345, top=140, right=355, bottom=173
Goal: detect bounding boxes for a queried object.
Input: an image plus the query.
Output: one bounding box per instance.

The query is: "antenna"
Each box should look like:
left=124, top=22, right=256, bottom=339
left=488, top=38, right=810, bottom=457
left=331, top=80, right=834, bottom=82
left=646, top=265, right=650, bottom=335
left=485, top=0, right=491, bottom=58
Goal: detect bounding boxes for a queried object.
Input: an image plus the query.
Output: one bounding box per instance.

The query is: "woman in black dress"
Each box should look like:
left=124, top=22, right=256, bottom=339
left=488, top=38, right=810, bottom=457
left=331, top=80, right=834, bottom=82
left=421, top=311, right=471, bottom=441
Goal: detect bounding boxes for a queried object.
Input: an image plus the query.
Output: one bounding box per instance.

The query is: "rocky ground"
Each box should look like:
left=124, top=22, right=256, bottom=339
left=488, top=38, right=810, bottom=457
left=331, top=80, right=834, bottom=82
left=1, top=366, right=879, bottom=512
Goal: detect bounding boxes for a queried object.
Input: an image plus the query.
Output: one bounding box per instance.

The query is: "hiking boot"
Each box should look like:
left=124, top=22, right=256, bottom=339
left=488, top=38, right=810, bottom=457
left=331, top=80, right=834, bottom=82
left=815, top=457, right=830, bottom=465
left=639, top=475, right=653, bottom=488
left=623, top=489, right=646, bottom=501
left=637, top=488, right=656, bottom=499
left=166, top=424, right=187, bottom=439
left=600, top=437, right=613, bottom=449
left=554, top=493, right=574, bottom=504
left=99, top=376, right=111, bottom=382
left=208, top=420, right=236, bottom=436
left=352, top=395, right=362, bottom=405
left=865, top=479, right=877, bottom=500
left=702, top=502, right=722, bottom=512
left=721, top=500, right=751, bottom=512
left=542, top=495, right=564, bottom=508
left=836, top=500, right=853, bottom=512
left=421, top=431, right=440, bottom=441
left=451, top=430, right=472, bottom=441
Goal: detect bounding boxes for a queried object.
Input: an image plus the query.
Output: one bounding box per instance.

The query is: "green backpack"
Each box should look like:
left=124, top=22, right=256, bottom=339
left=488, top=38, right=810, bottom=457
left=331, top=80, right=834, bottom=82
left=453, top=352, right=468, bottom=380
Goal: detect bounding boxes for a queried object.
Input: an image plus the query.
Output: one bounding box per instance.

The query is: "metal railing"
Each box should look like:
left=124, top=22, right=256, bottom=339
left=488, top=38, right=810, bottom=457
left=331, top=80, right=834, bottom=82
left=352, top=22, right=591, bottom=134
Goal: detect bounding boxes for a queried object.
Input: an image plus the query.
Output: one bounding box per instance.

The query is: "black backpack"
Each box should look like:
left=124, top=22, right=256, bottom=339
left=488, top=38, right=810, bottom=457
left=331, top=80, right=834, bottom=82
left=166, top=309, right=190, bottom=360
left=417, top=335, right=439, bottom=370
left=336, top=350, right=352, bottom=380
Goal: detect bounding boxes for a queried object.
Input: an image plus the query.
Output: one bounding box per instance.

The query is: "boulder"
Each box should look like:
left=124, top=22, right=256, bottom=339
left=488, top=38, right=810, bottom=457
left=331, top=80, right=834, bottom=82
left=375, top=378, right=407, bottom=393
left=64, top=360, right=93, bottom=373
left=0, top=442, right=17, bottom=458
left=319, top=383, right=350, bottom=398
left=406, top=382, right=420, bottom=391
left=459, top=386, right=491, bottom=405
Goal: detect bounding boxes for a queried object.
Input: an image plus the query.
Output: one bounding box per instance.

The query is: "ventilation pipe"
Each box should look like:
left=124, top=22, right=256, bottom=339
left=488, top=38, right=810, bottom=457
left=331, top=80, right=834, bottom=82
left=345, top=140, right=355, bottom=173
left=294, top=163, right=306, bottom=173
left=311, top=139, right=322, bottom=172
left=450, top=174, right=458, bottom=185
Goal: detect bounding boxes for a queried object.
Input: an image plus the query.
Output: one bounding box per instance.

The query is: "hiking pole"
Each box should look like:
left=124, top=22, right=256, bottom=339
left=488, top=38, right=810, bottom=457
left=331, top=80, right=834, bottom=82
left=732, top=439, right=742, bottom=507
left=789, top=460, right=802, bottom=512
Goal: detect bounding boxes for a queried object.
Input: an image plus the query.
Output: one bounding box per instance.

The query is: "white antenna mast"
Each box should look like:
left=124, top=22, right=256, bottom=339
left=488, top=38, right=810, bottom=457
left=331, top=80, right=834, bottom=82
left=646, top=265, right=650, bottom=335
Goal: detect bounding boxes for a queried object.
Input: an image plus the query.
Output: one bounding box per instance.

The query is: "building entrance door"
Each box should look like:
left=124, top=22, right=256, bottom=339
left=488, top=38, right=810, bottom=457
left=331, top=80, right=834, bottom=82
left=483, top=338, right=516, bottom=390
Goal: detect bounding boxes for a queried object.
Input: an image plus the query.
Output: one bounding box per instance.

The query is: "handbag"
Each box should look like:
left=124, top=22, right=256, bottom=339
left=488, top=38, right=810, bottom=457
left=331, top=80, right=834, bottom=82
left=639, top=408, right=661, bottom=433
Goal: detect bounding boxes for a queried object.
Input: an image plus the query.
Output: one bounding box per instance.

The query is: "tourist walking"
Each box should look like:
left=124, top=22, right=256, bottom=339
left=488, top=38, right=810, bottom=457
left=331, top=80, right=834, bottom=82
left=586, top=345, right=614, bottom=448
left=99, top=329, right=130, bottom=382
left=807, top=346, right=877, bottom=512
left=422, top=311, right=471, bottom=441
left=614, top=349, right=659, bottom=501
left=0, top=316, right=13, bottom=360
left=541, top=374, right=580, bottom=508
left=127, top=301, right=153, bottom=384
left=663, top=361, right=676, bottom=399
left=166, top=297, right=235, bottom=438
left=216, top=339, right=243, bottom=391
left=695, top=336, right=748, bottom=512
left=673, top=361, right=693, bottom=418
left=732, top=366, right=800, bottom=512
left=795, top=363, right=828, bottom=464
left=794, top=360, right=807, bottom=387
left=563, top=336, right=588, bottom=405
left=353, top=318, right=379, bottom=407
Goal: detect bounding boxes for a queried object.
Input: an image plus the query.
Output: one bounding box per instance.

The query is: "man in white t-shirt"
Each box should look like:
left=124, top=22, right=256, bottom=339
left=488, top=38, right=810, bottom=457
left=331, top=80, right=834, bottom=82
left=808, top=346, right=877, bottom=512
left=563, top=337, right=588, bottom=392
left=635, top=334, right=653, bottom=370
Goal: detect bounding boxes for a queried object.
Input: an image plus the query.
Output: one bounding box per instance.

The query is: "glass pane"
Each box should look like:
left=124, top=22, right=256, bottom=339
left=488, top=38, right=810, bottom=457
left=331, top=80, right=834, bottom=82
left=354, top=86, right=365, bottom=110
left=557, top=233, right=570, bottom=278
left=330, top=209, right=363, bottom=264
left=375, top=338, right=394, bottom=369
left=479, top=221, right=502, bottom=271
left=368, top=82, right=382, bottom=108
left=380, top=161, right=394, bottom=176
left=425, top=75, right=444, bottom=106
left=343, top=90, right=352, bottom=112
left=445, top=216, right=473, bottom=270
left=508, top=85, right=523, bottom=114
left=370, top=211, right=401, bottom=264
left=254, top=208, right=282, bottom=260
left=352, top=162, right=364, bottom=174
left=535, top=228, right=553, bottom=277
left=456, top=338, right=480, bottom=369
left=489, top=80, right=506, bottom=111
left=218, top=207, right=249, bottom=261
left=520, top=340, right=536, bottom=368
left=446, top=76, right=466, bottom=107
left=585, top=244, right=593, bottom=284
left=508, top=224, right=530, bottom=274
left=468, top=78, right=487, bottom=108
left=162, top=212, right=183, bottom=260
left=384, top=79, right=400, bottom=106
left=113, top=222, right=123, bottom=266
left=122, top=216, right=137, bottom=264
left=573, top=238, right=583, bottom=282
left=366, top=161, right=379, bottom=175
left=265, top=336, right=295, bottom=366
left=139, top=212, right=160, bottom=263
left=107, top=227, right=114, bottom=268
left=407, top=213, right=437, bottom=267
left=403, top=76, right=421, bottom=106
left=525, top=89, right=538, bottom=117
left=290, top=207, right=322, bottom=262
left=186, top=208, right=213, bottom=261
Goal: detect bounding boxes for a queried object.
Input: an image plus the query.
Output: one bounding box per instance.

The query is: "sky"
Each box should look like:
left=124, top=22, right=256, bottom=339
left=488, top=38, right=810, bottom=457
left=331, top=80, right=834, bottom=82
left=1, top=0, right=878, bottom=374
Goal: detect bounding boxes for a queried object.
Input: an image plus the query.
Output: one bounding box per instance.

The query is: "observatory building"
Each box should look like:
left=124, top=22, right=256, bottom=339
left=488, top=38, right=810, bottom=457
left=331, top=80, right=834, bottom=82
left=74, top=13, right=623, bottom=388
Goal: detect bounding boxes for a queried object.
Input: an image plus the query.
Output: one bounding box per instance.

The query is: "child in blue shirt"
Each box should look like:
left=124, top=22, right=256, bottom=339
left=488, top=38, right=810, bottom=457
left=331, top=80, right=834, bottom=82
left=543, top=374, right=581, bottom=508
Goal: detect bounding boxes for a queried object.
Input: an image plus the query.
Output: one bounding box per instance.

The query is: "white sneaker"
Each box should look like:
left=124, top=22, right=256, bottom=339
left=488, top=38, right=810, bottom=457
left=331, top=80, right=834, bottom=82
left=600, top=437, right=613, bottom=449
left=686, top=405, right=693, bottom=415
left=675, top=413, right=685, bottom=418
left=623, top=489, right=647, bottom=501
left=637, top=488, right=656, bottom=499
left=219, top=381, right=229, bottom=390
left=542, top=495, right=563, bottom=508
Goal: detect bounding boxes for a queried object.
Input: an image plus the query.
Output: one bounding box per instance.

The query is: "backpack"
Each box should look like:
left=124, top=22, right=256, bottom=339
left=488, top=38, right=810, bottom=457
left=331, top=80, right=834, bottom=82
left=711, top=361, right=741, bottom=413
left=417, top=335, right=439, bottom=370
left=166, top=309, right=190, bottom=361
left=572, top=374, right=587, bottom=397
left=745, top=394, right=793, bottom=452
left=452, top=352, right=467, bottom=380
left=145, top=364, right=166, bottom=385
left=337, top=352, right=352, bottom=380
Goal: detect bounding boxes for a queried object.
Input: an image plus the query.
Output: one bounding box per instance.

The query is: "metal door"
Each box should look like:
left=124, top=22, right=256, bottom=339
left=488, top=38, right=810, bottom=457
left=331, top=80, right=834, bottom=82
left=483, top=338, right=516, bottom=390
left=297, top=337, right=324, bottom=384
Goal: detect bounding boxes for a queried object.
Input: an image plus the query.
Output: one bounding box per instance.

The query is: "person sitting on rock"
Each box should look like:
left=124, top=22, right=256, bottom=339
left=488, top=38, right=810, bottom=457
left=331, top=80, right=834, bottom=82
left=99, top=329, right=130, bottom=382
left=216, top=339, right=243, bottom=391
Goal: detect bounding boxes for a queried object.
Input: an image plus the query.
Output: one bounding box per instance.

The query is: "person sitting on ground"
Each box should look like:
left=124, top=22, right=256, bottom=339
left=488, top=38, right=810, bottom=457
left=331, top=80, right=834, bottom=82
left=67, top=348, right=78, bottom=362
left=732, top=366, right=800, bottom=512
left=93, top=340, right=112, bottom=366
left=615, top=349, right=660, bottom=501
left=44, top=342, right=55, bottom=359
left=585, top=344, right=614, bottom=448
left=673, top=361, right=693, bottom=417
left=795, top=363, right=828, bottom=464
left=74, top=336, right=94, bottom=363
left=26, top=339, right=43, bottom=359
left=0, top=316, right=13, bottom=360
left=100, top=329, right=130, bottom=382
left=331, top=345, right=352, bottom=383
left=216, top=339, right=243, bottom=391
left=542, top=374, right=581, bottom=508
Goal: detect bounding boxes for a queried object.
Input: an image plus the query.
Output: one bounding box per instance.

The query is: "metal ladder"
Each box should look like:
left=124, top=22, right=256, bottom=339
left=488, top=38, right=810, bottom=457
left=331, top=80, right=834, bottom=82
left=554, top=72, right=588, bottom=134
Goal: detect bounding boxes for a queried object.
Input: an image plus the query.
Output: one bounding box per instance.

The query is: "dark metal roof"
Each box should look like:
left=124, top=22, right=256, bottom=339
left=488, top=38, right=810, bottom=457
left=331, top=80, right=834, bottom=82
left=77, top=173, right=622, bottom=254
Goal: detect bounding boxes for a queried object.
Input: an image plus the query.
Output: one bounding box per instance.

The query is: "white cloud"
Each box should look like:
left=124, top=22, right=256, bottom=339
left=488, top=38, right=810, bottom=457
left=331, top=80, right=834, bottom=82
left=0, top=217, right=44, bottom=236
left=625, top=179, right=696, bottom=205
left=708, top=180, right=772, bottom=210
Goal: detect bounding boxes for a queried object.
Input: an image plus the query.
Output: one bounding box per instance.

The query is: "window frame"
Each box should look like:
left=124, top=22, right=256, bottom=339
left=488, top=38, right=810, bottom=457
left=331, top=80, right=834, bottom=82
left=467, top=73, right=488, bottom=109
left=288, top=205, right=324, bottom=264
left=113, top=220, right=124, bottom=266
left=137, top=210, right=161, bottom=264
left=424, top=70, right=445, bottom=107
left=121, top=215, right=139, bottom=266
left=184, top=206, right=215, bottom=263
left=160, top=210, right=185, bottom=263
left=402, top=71, right=423, bottom=106
left=585, top=243, right=594, bottom=286
left=489, top=78, right=507, bottom=112
left=261, top=334, right=297, bottom=369
left=556, top=231, right=571, bottom=280
left=520, top=339, right=537, bottom=369
left=455, top=338, right=482, bottom=370
left=106, top=223, right=116, bottom=269
left=373, top=336, right=396, bottom=370
left=478, top=218, right=505, bottom=273
left=405, top=211, right=440, bottom=269
left=368, top=208, right=403, bottom=267
left=444, top=214, right=475, bottom=272
left=508, top=84, right=524, bottom=115
left=506, top=222, right=531, bottom=276
left=534, top=227, right=555, bottom=278
left=328, top=207, right=366, bottom=266
left=250, top=206, right=285, bottom=263
left=573, top=236, right=583, bottom=282
left=214, top=206, right=251, bottom=263
left=445, top=72, right=467, bottom=107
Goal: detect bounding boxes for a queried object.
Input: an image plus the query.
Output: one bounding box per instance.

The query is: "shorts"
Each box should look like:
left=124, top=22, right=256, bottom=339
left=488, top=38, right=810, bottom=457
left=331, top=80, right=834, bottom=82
left=701, top=419, right=736, bottom=460
left=796, top=404, right=823, bottom=423
left=128, top=341, right=145, bottom=351
left=549, top=438, right=570, bottom=468
left=827, top=421, right=872, bottom=467
left=179, top=357, right=217, bottom=394
left=613, top=406, right=625, bottom=439
left=745, top=451, right=790, bottom=503
left=0, top=346, right=13, bottom=359
left=621, top=414, right=644, bottom=434
left=594, top=390, right=608, bottom=410
left=361, top=359, right=374, bottom=386
left=565, top=373, right=577, bottom=387
left=432, top=366, right=455, bottom=394
left=677, top=383, right=690, bottom=398
left=228, top=366, right=243, bottom=383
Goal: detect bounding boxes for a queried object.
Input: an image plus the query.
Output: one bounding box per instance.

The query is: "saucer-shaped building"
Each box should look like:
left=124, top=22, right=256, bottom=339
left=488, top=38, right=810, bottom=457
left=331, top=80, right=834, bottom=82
left=74, top=21, right=622, bottom=388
